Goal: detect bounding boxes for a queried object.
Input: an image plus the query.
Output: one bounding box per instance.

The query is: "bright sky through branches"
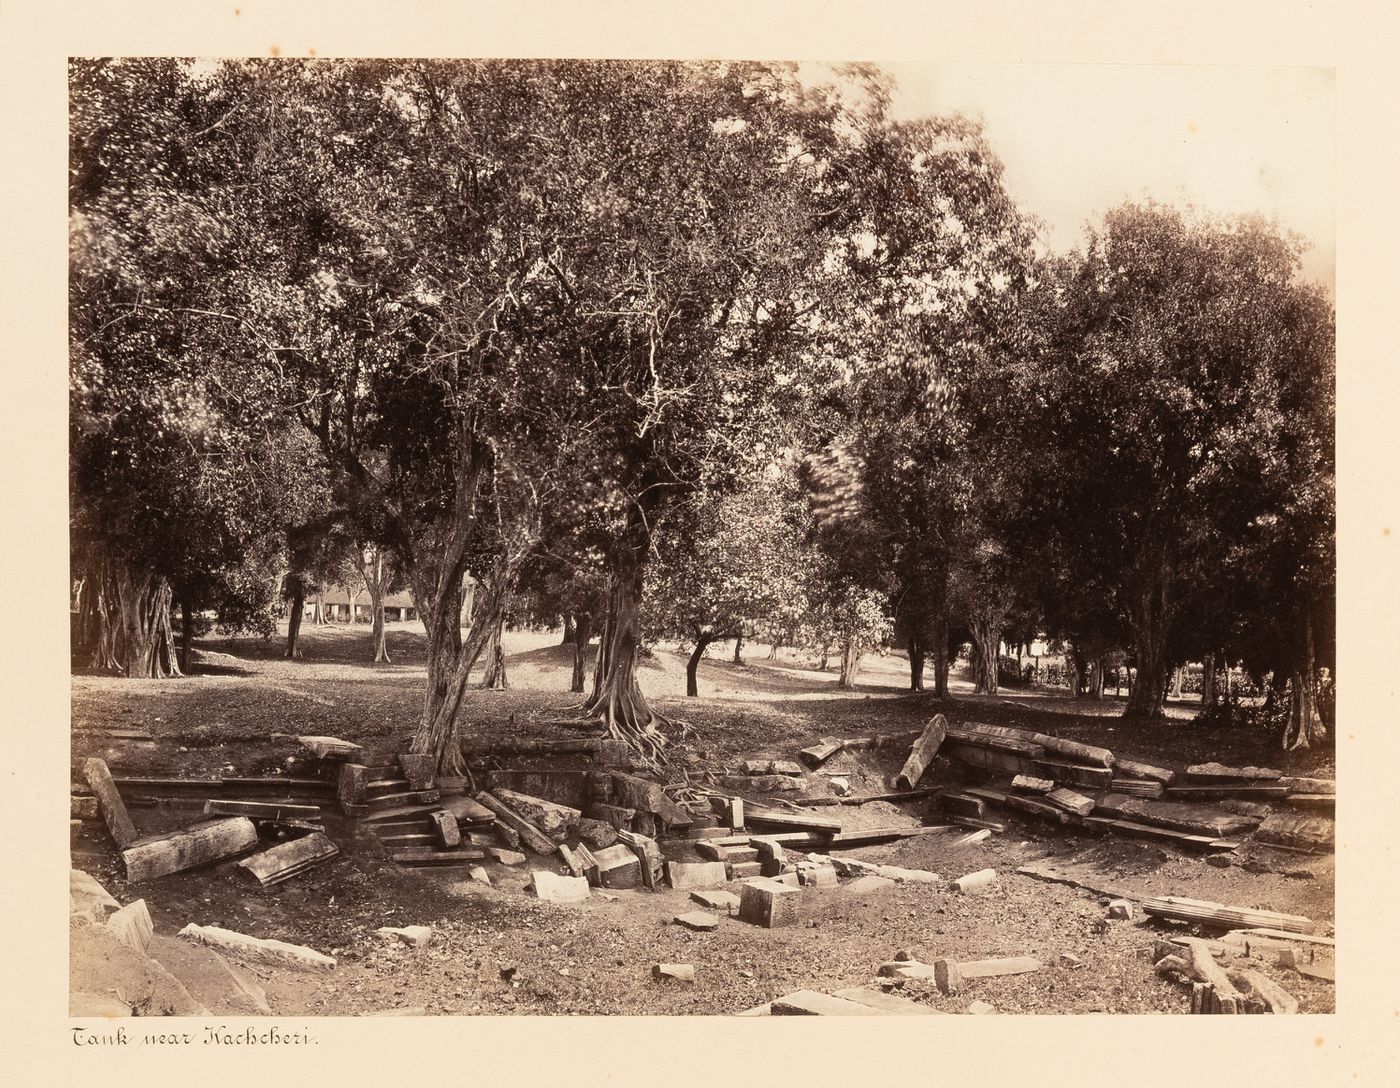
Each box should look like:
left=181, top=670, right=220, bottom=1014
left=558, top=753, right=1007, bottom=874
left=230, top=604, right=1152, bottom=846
left=185, top=57, right=1336, bottom=291
left=882, top=62, right=1335, bottom=290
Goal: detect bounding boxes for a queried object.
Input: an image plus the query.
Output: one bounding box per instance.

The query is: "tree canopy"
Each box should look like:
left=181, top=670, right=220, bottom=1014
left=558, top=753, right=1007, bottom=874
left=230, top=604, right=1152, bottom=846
left=69, top=59, right=1335, bottom=759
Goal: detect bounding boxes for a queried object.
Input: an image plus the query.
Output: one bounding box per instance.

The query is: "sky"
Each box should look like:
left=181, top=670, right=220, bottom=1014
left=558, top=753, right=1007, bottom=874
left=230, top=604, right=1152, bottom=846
left=880, top=62, right=1336, bottom=290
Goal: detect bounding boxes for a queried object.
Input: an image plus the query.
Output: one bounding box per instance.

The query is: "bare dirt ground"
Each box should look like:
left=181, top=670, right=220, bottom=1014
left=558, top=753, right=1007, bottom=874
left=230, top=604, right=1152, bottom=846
left=71, top=623, right=1335, bottom=1016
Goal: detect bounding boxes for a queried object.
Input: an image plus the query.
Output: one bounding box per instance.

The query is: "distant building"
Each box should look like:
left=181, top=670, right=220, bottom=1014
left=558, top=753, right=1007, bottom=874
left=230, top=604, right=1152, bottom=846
left=302, top=584, right=418, bottom=623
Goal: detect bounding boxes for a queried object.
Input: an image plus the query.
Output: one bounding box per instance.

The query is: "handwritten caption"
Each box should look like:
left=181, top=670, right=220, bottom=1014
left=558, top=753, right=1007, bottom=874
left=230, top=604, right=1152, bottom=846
left=73, top=1025, right=316, bottom=1048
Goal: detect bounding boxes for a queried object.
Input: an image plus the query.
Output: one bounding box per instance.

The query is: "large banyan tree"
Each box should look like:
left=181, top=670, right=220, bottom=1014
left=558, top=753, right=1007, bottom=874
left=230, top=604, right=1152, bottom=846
left=70, top=58, right=315, bottom=677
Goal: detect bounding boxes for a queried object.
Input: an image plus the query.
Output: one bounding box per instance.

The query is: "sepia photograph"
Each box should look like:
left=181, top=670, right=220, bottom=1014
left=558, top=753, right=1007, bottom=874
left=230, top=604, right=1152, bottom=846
left=61, top=51, right=1343, bottom=1022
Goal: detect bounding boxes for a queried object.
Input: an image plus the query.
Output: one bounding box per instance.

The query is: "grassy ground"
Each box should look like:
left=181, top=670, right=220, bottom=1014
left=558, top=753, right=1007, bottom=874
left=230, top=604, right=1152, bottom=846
left=70, top=621, right=1335, bottom=1016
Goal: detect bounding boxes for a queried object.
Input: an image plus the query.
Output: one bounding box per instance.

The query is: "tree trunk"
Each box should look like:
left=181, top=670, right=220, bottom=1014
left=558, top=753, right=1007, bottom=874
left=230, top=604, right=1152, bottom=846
left=179, top=600, right=193, bottom=674
left=587, top=544, right=666, bottom=766
left=686, top=632, right=714, bottom=697
left=412, top=568, right=508, bottom=777
left=459, top=577, right=476, bottom=630
left=931, top=611, right=951, bottom=699
left=1201, top=655, right=1218, bottom=709
left=968, top=616, right=999, bottom=696
left=767, top=636, right=780, bottom=661
left=75, top=554, right=182, bottom=678
left=1171, top=665, right=1184, bottom=700
left=908, top=635, right=926, bottom=692
left=570, top=612, right=592, bottom=694
left=285, top=577, right=305, bottom=659
left=1124, top=549, right=1171, bottom=719
left=817, top=642, right=830, bottom=672
left=1284, top=612, right=1326, bottom=750
left=561, top=613, right=576, bottom=646
left=732, top=632, right=744, bottom=665
left=370, top=595, right=390, bottom=663
left=311, top=593, right=327, bottom=626
left=481, top=611, right=509, bottom=690
left=354, top=546, right=393, bottom=664
left=837, top=637, right=862, bottom=688
left=1072, top=647, right=1089, bottom=696
left=1090, top=656, right=1105, bottom=700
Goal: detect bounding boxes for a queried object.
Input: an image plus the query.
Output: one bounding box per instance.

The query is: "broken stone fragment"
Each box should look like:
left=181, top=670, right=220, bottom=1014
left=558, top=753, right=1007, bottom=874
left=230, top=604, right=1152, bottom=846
left=665, top=860, right=729, bottom=890
left=829, top=854, right=882, bottom=878
left=70, top=869, right=121, bottom=922
left=530, top=871, right=590, bottom=904
left=653, top=963, right=696, bottom=982
left=1187, top=762, right=1283, bottom=781
left=297, top=735, right=365, bottom=761
left=674, top=911, right=720, bottom=931
left=878, top=959, right=938, bottom=981
left=178, top=924, right=336, bottom=971
left=875, top=864, right=941, bottom=884
left=933, top=959, right=963, bottom=994
left=576, top=817, right=619, bottom=849
left=1107, top=898, right=1135, bottom=920
left=377, top=925, right=436, bottom=947
left=738, top=877, right=802, bottom=927
left=397, top=752, right=436, bottom=789
left=593, top=843, right=643, bottom=890
left=106, top=898, right=154, bottom=954
left=71, top=794, right=100, bottom=820
left=951, top=868, right=998, bottom=894
left=690, top=888, right=741, bottom=912
left=718, top=774, right=805, bottom=793
left=967, top=1000, right=998, bottom=1014
left=468, top=866, right=492, bottom=886
left=844, top=874, right=896, bottom=895
left=770, top=989, right=889, bottom=1015
left=495, top=788, right=581, bottom=843
left=616, top=829, right=665, bottom=888
left=487, top=847, right=527, bottom=866
left=587, top=803, right=637, bottom=831
left=796, top=863, right=838, bottom=887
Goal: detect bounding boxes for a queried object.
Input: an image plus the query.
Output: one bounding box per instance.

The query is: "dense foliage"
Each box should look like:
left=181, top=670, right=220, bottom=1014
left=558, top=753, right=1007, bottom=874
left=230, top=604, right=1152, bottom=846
left=69, top=59, right=1335, bottom=760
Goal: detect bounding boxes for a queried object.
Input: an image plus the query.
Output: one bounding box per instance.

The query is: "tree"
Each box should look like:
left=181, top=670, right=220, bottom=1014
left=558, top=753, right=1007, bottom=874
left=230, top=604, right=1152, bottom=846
left=792, top=94, right=1036, bottom=699
left=1018, top=203, right=1334, bottom=723
left=208, top=59, right=879, bottom=771
left=517, top=63, right=875, bottom=758
left=280, top=515, right=355, bottom=659
left=352, top=542, right=400, bottom=663
left=1194, top=283, right=1335, bottom=746
left=70, top=59, right=316, bottom=678
left=948, top=534, right=1018, bottom=695
left=118, top=59, right=593, bottom=773
left=517, top=536, right=608, bottom=694
left=644, top=473, right=811, bottom=697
